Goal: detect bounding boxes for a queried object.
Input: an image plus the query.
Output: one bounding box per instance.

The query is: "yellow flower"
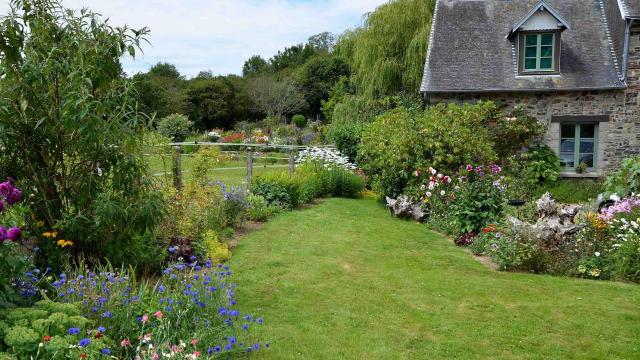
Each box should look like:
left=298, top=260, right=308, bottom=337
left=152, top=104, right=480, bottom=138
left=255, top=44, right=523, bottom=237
left=590, top=268, right=601, bottom=277
left=56, top=239, right=74, bottom=248
left=36, top=221, right=45, bottom=228
left=42, top=231, right=58, bottom=238
left=577, top=265, right=586, bottom=274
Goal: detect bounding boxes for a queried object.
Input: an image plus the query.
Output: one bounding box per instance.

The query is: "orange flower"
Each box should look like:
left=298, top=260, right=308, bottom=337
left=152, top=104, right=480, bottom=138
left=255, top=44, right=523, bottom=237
left=57, top=239, right=74, bottom=248
left=42, top=335, right=51, bottom=342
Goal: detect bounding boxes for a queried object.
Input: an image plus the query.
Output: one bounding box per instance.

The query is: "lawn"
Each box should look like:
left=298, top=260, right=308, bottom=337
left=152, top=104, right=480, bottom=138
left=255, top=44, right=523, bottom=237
left=232, top=198, right=640, bottom=359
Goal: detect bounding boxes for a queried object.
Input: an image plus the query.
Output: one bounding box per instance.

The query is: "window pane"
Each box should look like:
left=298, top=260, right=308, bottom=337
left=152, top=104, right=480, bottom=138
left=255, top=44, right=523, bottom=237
left=540, top=58, right=553, bottom=69
left=525, top=59, right=537, bottom=70
left=525, top=35, right=537, bottom=46
left=579, top=153, right=594, bottom=167
left=561, top=139, right=575, bottom=153
left=541, top=34, right=554, bottom=45
left=560, top=153, right=575, bottom=168
left=580, top=139, right=594, bottom=153
left=580, top=124, right=595, bottom=138
left=540, top=46, right=553, bottom=57
left=525, top=47, right=537, bottom=58
left=561, top=124, right=575, bottom=138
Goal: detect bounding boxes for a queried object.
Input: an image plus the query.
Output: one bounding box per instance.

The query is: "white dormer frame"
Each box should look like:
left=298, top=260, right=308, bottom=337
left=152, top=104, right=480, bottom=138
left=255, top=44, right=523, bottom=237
left=506, top=0, right=571, bottom=39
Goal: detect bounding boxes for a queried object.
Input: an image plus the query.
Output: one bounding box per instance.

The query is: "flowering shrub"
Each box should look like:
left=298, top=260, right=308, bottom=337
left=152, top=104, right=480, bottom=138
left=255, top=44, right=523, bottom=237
left=420, top=165, right=505, bottom=236
left=296, top=147, right=356, bottom=171
left=43, top=260, right=267, bottom=359
left=599, top=196, right=640, bottom=221
left=222, top=132, right=245, bottom=144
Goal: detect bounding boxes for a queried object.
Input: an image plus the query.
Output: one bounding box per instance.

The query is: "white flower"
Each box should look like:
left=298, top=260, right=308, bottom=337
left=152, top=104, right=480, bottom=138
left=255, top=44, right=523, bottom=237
left=426, top=191, right=432, bottom=198
left=430, top=167, right=437, bottom=175
left=96, top=167, right=103, bottom=177
left=420, top=185, right=426, bottom=191
left=428, top=182, right=435, bottom=190
left=454, top=185, right=461, bottom=191
left=595, top=252, right=601, bottom=257
left=440, top=190, right=446, bottom=196
left=437, top=173, right=443, bottom=179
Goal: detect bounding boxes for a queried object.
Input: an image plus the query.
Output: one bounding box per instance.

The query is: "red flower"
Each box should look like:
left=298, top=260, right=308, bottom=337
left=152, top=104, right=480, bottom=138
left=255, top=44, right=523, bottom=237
left=42, top=335, right=52, bottom=342
left=94, top=332, right=104, bottom=339
left=80, top=354, right=88, bottom=359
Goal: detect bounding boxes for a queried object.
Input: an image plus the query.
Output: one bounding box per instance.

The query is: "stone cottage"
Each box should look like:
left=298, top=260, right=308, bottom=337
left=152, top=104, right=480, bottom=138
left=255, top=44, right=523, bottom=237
left=420, top=0, right=640, bottom=176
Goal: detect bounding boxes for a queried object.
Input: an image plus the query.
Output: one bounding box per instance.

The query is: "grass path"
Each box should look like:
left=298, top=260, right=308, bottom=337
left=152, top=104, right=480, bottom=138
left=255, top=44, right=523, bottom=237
left=231, top=198, right=640, bottom=359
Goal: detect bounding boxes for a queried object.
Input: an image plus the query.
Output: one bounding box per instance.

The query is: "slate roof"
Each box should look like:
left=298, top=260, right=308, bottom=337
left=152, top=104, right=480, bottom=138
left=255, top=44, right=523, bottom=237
left=620, top=0, right=640, bottom=18
left=421, top=0, right=626, bottom=94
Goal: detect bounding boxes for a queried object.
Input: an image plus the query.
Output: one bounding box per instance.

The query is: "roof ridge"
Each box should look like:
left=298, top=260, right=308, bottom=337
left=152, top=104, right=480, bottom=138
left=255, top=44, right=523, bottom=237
left=421, top=0, right=441, bottom=91
left=599, top=0, right=623, bottom=81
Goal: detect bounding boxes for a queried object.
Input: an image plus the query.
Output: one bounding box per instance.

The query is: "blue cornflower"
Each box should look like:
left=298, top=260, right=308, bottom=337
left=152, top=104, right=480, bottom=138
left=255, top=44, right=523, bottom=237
left=265, top=343, right=270, bottom=348
left=101, top=348, right=111, bottom=355
left=224, top=344, right=232, bottom=351
left=229, top=336, right=236, bottom=345
left=170, top=274, right=178, bottom=279
left=214, top=345, right=222, bottom=352
left=78, top=338, right=91, bottom=347
left=253, top=343, right=260, bottom=350
left=101, top=311, right=113, bottom=318
left=256, top=317, right=264, bottom=325
left=242, top=324, right=249, bottom=331
left=165, top=305, right=171, bottom=312
left=205, top=260, right=212, bottom=268
left=168, top=246, right=177, bottom=254
left=60, top=273, right=67, bottom=279
left=67, top=327, right=80, bottom=335
left=195, top=266, right=202, bottom=271
left=97, top=326, right=106, bottom=333
left=157, top=285, right=165, bottom=292
left=132, top=295, right=139, bottom=301
left=189, top=255, right=197, bottom=262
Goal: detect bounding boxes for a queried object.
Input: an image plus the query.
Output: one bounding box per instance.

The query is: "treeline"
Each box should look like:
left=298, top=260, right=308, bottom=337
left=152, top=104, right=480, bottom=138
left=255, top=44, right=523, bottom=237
left=132, top=0, right=437, bottom=132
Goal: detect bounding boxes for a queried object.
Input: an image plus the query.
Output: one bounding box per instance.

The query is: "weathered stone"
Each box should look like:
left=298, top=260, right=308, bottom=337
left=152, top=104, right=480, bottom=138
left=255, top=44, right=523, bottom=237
left=386, top=196, right=425, bottom=221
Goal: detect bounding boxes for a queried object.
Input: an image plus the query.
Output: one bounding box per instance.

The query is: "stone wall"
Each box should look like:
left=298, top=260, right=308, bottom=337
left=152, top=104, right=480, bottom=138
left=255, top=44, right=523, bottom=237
left=427, top=23, right=640, bottom=174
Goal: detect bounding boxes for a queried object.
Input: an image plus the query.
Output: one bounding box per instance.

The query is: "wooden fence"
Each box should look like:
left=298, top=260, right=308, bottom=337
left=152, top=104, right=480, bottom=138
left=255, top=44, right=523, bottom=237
left=165, top=142, right=336, bottom=189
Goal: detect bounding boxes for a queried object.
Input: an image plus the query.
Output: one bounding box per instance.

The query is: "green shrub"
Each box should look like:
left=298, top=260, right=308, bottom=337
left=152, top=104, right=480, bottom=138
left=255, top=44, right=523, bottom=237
left=489, top=105, right=547, bottom=159
left=604, top=155, right=640, bottom=196
left=542, top=179, right=602, bottom=204
left=190, top=147, right=223, bottom=185
left=157, top=113, right=193, bottom=142
left=504, top=145, right=560, bottom=201
left=202, top=230, right=231, bottom=262
left=327, top=122, right=365, bottom=162
left=292, top=114, right=307, bottom=128
left=246, top=194, right=279, bottom=222
left=251, top=172, right=301, bottom=209
left=450, top=174, right=504, bottom=234
left=319, top=167, right=364, bottom=198
left=359, top=102, right=497, bottom=198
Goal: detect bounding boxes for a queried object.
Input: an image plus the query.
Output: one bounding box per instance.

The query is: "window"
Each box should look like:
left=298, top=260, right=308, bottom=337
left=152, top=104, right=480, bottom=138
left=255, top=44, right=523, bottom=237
left=559, top=123, right=597, bottom=170
left=520, top=32, right=557, bottom=73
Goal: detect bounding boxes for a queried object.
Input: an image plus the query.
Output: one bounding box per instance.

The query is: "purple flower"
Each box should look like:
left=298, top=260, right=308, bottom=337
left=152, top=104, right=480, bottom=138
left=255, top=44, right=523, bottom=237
left=7, top=227, right=21, bottom=241
left=466, top=164, right=473, bottom=172
left=0, top=227, right=6, bottom=242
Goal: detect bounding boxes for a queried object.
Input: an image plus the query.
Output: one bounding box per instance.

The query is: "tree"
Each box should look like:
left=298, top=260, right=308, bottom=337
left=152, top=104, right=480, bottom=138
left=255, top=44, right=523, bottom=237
left=248, top=76, right=307, bottom=120
left=185, top=75, right=253, bottom=130
left=242, top=55, right=268, bottom=77
left=308, top=32, right=336, bottom=53
left=297, top=55, right=350, bottom=118
left=270, top=44, right=316, bottom=71
left=133, top=62, right=186, bottom=118
left=0, top=0, right=166, bottom=267
left=336, top=0, right=437, bottom=97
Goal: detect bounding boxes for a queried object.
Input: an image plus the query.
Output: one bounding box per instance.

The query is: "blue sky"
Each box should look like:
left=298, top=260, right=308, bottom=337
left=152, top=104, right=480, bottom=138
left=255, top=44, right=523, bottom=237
left=22, top=0, right=388, bottom=77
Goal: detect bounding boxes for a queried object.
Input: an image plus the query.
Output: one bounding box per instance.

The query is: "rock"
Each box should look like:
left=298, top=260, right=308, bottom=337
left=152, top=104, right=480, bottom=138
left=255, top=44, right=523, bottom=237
left=386, top=196, right=425, bottom=221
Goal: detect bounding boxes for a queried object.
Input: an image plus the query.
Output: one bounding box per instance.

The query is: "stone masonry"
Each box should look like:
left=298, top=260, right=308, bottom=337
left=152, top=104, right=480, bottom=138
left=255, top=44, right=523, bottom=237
left=427, top=23, right=640, bottom=175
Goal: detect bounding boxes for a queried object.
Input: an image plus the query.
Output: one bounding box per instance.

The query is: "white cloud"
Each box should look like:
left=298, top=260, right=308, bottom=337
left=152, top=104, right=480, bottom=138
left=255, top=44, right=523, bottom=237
left=0, top=0, right=388, bottom=76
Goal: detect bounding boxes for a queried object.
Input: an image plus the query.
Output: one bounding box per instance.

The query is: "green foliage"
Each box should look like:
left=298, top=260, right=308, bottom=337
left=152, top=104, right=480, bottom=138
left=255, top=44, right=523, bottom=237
left=0, top=0, right=167, bottom=269
left=157, top=114, right=193, bottom=142
left=296, top=55, right=350, bottom=116
left=0, top=300, right=105, bottom=358
left=292, top=114, right=307, bottom=129
left=242, top=55, right=268, bottom=77
left=246, top=194, right=280, bottom=222
left=450, top=175, right=505, bottom=234
left=336, top=0, right=437, bottom=97
left=133, top=62, right=186, bottom=119
left=327, top=122, right=365, bottom=162
left=251, top=173, right=301, bottom=209
left=358, top=102, right=497, bottom=198
left=202, top=230, right=231, bottom=262
left=504, top=145, right=560, bottom=201
left=185, top=75, right=252, bottom=130
left=543, top=179, right=602, bottom=204
left=489, top=106, right=547, bottom=159
left=319, top=167, right=364, bottom=198
left=190, top=147, right=223, bottom=185
left=604, top=155, right=640, bottom=196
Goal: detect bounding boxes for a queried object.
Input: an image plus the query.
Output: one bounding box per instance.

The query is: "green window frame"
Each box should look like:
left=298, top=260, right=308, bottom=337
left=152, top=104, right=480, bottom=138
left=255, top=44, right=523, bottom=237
left=559, top=123, right=598, bottom=171
left=523, top=33, right=555, bottom=72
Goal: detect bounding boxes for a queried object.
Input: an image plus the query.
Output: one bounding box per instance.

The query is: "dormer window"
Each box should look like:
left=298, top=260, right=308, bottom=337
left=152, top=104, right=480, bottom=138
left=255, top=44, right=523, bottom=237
left=520, top=32, right=559, bottom=73
left=507, top=1, right=569, bottom=76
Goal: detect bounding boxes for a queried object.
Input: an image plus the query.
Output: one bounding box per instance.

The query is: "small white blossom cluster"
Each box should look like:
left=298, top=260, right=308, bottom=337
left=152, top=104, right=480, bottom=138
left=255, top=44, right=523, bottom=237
left=296, top=147, right=356, bottom=171
left=611, top=217, right=640, bottom=248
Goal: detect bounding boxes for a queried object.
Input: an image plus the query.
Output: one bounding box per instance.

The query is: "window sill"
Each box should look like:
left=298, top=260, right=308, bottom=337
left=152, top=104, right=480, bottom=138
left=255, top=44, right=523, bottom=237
left=559, top=171, right=602, bottom=179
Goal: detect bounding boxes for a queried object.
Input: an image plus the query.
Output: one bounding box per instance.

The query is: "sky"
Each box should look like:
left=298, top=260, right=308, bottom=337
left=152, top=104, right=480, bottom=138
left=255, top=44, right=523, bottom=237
left=1, top=0, right=388, bottom=77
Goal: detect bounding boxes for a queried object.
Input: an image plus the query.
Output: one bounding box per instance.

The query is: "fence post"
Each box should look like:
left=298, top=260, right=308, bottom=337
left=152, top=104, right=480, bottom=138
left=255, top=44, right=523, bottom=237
left=246, top=147, right=254, bottom=185
left=289, top=149, right=295, bottom=175
left=172, top=145, right=183, bottom=190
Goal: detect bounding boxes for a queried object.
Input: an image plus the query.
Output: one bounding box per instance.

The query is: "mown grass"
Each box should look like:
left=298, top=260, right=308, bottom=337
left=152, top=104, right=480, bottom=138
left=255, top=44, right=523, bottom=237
left=231, top=198, right=640, bottom=359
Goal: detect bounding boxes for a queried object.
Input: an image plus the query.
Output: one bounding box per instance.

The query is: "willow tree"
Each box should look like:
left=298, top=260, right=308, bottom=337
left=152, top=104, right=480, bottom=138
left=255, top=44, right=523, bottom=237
left=336, top=0, right=437, bottom=98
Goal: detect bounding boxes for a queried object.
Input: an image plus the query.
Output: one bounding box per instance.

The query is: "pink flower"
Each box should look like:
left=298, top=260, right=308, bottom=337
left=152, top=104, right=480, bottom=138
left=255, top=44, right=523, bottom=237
left=154, top=311, right=163, bottom=319
left=120, top=339, right=131, bottom=347
left=7, top=227, right=21, bottom=241
left=466, top=164, right=473, bottom=172
left=151, top=353, right=160, bottom=360
left=194, top=351, right=201, bottom=357
left=141, top=314, right=149, bottom=324
left=191, top=339, right=199, bottom=346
